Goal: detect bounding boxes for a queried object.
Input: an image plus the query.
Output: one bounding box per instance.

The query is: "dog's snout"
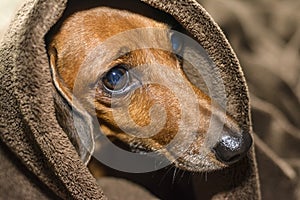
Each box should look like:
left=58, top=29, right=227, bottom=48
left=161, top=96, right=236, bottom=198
left=212, top=130, right=252, bottom=164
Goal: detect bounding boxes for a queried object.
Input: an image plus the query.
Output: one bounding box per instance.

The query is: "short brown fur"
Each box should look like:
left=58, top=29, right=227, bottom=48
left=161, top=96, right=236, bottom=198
left=48, top=7, right=245, bottom=172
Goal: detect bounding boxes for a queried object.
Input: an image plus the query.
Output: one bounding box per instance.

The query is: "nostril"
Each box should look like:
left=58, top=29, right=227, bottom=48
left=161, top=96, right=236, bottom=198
left=212, top=133, right=253, bottom=164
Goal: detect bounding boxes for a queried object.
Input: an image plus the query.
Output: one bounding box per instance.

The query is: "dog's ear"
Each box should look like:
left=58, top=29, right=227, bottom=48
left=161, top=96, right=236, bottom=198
left=48, top=46, right=95, bottom=165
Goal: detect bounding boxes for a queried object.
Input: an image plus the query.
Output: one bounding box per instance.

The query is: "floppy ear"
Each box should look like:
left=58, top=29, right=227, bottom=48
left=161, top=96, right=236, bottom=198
left=48, top=46, right=95, bottom=165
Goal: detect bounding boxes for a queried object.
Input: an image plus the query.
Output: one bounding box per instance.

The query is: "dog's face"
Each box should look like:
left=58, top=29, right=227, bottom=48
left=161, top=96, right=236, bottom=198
left=48, top=7, right=252, bottom=172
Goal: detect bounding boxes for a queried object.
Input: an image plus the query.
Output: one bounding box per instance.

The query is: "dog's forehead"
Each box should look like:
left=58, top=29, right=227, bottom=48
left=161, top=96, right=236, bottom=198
left=54, top=7, right=173, bottom=63
left=63, top=7, right=170, bottom=41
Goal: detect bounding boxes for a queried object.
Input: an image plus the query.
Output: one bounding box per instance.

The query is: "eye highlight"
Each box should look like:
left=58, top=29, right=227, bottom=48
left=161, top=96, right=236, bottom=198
left=102, top=65, right=129, bottom=92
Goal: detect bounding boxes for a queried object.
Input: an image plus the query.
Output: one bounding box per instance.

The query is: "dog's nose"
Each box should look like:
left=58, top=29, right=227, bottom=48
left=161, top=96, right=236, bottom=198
left=212, top=130, right=252, bottom=164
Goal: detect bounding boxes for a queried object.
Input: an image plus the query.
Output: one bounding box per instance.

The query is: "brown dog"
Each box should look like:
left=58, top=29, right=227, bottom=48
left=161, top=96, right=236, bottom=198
left=47, top=7, right=252, bottom=173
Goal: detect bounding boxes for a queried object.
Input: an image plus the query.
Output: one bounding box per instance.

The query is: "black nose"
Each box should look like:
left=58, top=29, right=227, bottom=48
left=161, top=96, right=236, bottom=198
left=212, top=131, right=252, bottom=164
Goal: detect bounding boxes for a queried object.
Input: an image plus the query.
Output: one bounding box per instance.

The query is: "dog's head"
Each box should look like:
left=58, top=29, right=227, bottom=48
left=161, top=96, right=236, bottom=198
left=48, top=7, right=252, bottom=172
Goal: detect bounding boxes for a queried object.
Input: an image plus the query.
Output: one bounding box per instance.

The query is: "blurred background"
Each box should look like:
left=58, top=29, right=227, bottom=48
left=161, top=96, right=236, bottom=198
left=197, top=0, right=300, bottom=199
left=1, top=0, right=299, bottom=199
left=0, top=0, right=22, bottom=40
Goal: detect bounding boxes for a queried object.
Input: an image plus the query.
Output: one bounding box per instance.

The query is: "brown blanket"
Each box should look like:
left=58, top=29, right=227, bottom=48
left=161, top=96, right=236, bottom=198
left=0, top=0, right=261, bottom=199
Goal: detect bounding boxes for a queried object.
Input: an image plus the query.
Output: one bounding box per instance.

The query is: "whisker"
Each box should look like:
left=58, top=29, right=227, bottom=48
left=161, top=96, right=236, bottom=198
left=188, top=171, right=195, bottom=184
left=179, top=169, right=185, bottom=182
left=159, top=165, right=174, bottom=186
left=172, top=167, right=178, bottom=185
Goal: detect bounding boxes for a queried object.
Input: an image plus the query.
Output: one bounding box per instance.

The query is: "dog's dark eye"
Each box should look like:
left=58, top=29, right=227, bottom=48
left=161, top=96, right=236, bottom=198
left=102, top=65, right=129, bottom=92
left=170, top=32, right=183, bottom=54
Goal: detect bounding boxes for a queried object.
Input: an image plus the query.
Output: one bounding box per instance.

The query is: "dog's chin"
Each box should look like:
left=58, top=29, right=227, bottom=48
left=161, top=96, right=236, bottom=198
left=173, top=154, right=227, bottom=172
left=110, top=135, right=227, bottom=173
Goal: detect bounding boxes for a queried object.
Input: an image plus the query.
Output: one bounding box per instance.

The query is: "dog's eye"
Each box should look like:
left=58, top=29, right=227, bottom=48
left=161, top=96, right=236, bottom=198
left=102, top=65, right=129, bottom=92
left=170, top=32, right=183, bottom=54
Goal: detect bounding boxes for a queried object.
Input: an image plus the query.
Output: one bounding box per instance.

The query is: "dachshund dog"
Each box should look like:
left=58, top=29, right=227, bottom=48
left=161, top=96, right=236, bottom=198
left=47, top=7, right=252, bottom=174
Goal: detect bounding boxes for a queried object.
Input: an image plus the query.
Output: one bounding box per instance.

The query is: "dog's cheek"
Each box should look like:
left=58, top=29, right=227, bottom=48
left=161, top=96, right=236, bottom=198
left=94, top=84, right=189, bottom=146
left=127, top=85, right=182, bottom=145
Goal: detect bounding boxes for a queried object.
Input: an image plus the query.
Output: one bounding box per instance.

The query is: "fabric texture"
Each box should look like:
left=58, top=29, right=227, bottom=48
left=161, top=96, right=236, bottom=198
left=0, top=0, right=261, bottom=199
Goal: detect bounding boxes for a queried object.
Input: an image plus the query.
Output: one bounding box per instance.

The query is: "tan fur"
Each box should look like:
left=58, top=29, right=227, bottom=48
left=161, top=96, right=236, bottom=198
left=48, top=7, right=246, bottom=172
